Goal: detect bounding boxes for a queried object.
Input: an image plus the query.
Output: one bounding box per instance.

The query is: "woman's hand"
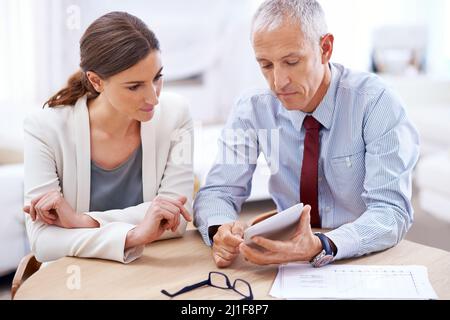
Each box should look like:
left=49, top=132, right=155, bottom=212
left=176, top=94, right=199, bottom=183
left=125, top=195, right=191, bottom=249
left=24, top=190, right=97, bottom=229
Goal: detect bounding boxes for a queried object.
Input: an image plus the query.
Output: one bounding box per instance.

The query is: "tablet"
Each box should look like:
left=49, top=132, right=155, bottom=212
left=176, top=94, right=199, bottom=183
left=243, top=203, right=303, bottom=248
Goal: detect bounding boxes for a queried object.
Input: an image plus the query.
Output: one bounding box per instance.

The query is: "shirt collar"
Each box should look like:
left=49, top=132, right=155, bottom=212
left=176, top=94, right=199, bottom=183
left=286, top=63, right=340, bottom=131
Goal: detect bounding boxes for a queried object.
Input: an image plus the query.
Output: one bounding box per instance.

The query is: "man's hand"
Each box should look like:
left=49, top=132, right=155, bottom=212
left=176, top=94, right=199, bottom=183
left=239, top=205, right=323, bottom=265
left=212, top=221, right=247, bottom=268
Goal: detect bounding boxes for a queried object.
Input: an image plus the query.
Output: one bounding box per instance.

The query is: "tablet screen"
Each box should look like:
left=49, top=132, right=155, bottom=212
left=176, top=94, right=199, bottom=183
left=243, top=203, right=303, bottom=248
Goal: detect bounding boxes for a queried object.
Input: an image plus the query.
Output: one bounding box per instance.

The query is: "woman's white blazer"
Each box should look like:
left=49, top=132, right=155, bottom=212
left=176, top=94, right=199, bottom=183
left=23, top=92, right=194, bottom=263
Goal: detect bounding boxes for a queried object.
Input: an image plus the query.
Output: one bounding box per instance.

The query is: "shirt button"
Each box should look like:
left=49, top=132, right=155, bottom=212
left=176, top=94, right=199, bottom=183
left=318, top=177, right=323, bottom=182
left=325, top=207, right=331, bottom=212
left=346, top=157, right=352, bottom=168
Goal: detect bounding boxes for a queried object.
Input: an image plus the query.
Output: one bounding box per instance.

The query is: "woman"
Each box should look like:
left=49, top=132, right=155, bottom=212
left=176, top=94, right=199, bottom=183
left=23, top=11, right=193, bottom=263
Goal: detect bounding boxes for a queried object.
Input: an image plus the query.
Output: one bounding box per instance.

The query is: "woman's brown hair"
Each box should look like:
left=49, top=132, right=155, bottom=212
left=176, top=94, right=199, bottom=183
left=44, top=11, right=160, bottom=108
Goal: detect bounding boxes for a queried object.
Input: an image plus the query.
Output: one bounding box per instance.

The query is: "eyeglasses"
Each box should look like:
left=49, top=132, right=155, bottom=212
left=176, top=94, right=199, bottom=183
left=161, top=271, right=254, bottom=300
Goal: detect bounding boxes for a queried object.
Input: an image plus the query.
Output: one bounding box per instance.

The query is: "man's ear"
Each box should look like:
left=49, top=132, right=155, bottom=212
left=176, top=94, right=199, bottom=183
left=86, top=71, right=104, bottom=93
left=320, top=33, right=334, bottom=64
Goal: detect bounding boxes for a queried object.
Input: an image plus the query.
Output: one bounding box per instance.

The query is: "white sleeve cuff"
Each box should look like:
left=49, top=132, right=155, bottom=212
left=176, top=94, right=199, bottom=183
left=86, top=211, right=108, bottom=227
left=123, top=244, right=145, bottom=264
left=102, top=222, right=144, bottom=263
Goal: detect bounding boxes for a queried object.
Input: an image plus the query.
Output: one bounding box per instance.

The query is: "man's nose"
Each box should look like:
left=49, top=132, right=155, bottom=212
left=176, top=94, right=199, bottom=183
left=273, top=67, right=291, bottom=91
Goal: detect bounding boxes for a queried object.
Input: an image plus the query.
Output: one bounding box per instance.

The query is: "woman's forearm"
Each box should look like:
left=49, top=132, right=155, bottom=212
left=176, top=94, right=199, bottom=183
left=75, top=213, right=100, bottom=228
left=125, top=227, right=144, bottom=249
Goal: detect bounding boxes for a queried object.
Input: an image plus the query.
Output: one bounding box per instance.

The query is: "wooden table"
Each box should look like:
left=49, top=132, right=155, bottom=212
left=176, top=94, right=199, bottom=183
left=14, top=230, right=450, bottom=299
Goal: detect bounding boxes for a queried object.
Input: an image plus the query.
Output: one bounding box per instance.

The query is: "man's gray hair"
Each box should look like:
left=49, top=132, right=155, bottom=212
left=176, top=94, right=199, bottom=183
left=252, top=0, right=328, bottom=45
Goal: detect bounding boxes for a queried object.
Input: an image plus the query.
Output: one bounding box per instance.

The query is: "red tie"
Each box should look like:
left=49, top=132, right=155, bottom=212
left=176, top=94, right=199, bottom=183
left=300, top=116, right=321, bottom=228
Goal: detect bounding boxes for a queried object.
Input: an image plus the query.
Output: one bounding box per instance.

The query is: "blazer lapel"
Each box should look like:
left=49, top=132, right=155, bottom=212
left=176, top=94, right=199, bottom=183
left=141, top=109, right=158, bottom=202
left=73, top=96, right=91, bottom=213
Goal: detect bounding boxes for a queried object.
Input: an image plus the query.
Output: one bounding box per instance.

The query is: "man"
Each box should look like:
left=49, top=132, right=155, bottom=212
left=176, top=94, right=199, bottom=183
left=194, top=0, right=420, bottom=268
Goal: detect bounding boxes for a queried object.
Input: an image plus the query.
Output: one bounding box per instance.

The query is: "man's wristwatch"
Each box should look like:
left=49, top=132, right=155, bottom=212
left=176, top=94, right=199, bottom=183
left=310, top=233, right=335, bottom=268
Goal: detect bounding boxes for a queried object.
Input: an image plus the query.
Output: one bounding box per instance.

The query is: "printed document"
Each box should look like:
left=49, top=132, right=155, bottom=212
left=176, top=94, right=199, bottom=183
left=270, top=263, right=438, bottom=299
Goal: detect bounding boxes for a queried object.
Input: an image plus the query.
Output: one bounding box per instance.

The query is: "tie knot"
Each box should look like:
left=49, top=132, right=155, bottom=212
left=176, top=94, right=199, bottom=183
left=303, top=116, right=321, bottom=130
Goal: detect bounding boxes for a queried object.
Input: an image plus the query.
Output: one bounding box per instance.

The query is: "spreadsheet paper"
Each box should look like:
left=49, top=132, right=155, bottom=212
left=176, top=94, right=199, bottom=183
left=270, top=263, right=438, bottom=299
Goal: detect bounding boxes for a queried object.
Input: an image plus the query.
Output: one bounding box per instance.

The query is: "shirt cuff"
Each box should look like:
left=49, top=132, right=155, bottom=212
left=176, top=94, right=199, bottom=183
left=198, top=215, right=236, bottom=246
left=325, top=224, right=361, bottom=260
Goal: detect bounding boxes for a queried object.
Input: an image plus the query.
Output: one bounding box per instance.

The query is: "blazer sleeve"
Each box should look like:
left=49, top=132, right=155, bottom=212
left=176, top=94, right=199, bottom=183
left=85, top=98, right=194, bottom=240
left=23, top=114, right=143, bottom=263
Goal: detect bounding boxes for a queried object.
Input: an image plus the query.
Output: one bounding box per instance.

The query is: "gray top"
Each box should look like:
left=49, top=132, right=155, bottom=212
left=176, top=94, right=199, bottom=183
left=89, top=144, right=143, bottom=212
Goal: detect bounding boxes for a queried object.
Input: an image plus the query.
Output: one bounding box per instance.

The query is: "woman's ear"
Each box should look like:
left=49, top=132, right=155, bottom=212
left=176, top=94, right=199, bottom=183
left=86, top=71, right=104, bottom=93
left=320, top=33, right=334, bottom=64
